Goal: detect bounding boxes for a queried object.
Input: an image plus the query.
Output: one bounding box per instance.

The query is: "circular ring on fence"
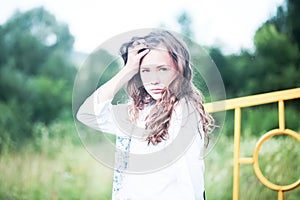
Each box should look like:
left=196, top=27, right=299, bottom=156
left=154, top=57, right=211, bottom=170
left=253, top=129, right=300, bottom=191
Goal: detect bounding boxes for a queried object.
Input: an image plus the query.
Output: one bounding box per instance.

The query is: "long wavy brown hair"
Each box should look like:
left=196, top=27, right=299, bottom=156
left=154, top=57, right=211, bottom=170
left=119, top=30, right=214, bottom=145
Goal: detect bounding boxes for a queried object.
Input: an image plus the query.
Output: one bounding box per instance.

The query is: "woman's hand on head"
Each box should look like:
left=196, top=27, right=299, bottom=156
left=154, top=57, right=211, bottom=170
left=124, top=45, right=150, bottom=77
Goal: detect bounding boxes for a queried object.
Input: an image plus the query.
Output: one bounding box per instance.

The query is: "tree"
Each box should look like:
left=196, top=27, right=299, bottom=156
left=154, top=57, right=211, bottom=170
left=247, top=3, right=300, bottom=94
left=0, top=7, right=76, bottom=149
left=287, top=0, right=300, bottom=48
left=220, top=0, right=300, bottom=96
left=177, top=11, right=194, bottom=39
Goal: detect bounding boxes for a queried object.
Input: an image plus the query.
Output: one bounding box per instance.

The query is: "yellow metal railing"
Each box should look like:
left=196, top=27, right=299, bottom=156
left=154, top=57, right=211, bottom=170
left=204, top=88, right=300, bottom=200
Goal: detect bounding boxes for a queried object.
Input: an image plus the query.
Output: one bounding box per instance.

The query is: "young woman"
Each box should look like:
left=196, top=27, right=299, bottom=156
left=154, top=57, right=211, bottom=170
left=77, top=30, right=213, bottom=200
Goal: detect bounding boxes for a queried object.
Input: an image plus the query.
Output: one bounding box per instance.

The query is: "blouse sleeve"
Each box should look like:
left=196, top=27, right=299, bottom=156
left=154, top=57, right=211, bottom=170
left=76, top=87, right=117, bottom=135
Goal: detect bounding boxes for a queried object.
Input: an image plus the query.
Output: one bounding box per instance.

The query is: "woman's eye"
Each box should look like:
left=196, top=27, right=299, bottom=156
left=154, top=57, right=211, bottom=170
left=141, top=69, right=150, bottom=73
left=159, top=67, right=168, bottom=71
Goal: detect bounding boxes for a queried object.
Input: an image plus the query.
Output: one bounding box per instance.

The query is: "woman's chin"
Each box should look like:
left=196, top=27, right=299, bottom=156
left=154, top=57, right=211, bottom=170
left=149, top=93, right=162, bottom=100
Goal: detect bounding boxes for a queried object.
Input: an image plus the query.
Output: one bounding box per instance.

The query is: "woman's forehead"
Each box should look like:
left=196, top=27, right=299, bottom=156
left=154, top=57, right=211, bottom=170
left=141, top=49, right=175, bottom=68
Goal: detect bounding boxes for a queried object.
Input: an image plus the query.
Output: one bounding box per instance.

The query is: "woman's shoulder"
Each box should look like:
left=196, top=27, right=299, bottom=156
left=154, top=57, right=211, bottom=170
left=176, top=98, right=198, bottom=115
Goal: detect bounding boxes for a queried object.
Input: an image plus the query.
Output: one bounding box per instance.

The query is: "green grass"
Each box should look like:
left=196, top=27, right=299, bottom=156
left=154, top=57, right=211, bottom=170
left=0, top=105, right=299, bottom=199
left=0, top=144, right=113, bottom=200
left=0, top=136, right=300, bottom=200
left=0, top=121, right=113, bottom=200
left=1, top=134, right=299, bottom=200
left=205, top=131, right=300, bottom=200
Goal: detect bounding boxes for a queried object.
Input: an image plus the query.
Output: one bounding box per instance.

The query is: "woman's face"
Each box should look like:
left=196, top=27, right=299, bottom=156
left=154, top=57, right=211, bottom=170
left=140, top=48, right=178, bottom=100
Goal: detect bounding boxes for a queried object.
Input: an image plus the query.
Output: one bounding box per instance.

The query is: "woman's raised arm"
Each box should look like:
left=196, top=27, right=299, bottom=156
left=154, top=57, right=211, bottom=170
left=76, top=47, right=149, bottom=131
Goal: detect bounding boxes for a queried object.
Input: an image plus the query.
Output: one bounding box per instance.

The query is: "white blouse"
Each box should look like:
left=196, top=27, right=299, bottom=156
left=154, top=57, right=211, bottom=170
left=77, top=87, right=206, bottom=200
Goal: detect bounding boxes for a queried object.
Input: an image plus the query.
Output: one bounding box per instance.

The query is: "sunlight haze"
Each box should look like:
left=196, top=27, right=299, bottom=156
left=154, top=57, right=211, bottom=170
left=1, top=0, right=285, bottom=54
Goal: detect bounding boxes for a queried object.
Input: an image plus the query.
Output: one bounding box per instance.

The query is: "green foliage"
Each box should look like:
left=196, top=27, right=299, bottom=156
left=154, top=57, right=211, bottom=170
left=205, top=0, right=300, bottom=97
left=27, top=76, right=71, bottom=123
left=72, top=49, right=122, bottom=114
left=251, top=23, right=299, bottom=92
left=0, top=7, right=76, bottom=150
left=2, top=1, right=299, bottom=152
left=0, top=7, right=73, bottom=74
left=220, top=104, right=300, bottom=139
left=210, top=26, right=300, bottom=96
left=258, top=135, right=300, bottom=186
left=287, top=0, right=300, bottom=48
left=177, top=11, right=194, bottom=39
left=31, top=121, right=81, bottom=157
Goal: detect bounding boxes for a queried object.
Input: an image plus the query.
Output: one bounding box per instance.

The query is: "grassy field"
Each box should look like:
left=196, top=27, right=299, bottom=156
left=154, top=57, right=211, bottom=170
left=0, top=146, right=112, bottom=200
left=204, top=134, right=300, bottom=200
left=0, top=107, right=299, bottom=200
left=0, top=121, right=113, bottom=200
left=1, top=135, right=299, bottom=199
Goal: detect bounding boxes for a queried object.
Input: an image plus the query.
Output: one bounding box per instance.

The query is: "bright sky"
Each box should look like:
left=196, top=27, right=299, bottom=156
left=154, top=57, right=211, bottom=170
left=1, top=0, right=285, bottom=54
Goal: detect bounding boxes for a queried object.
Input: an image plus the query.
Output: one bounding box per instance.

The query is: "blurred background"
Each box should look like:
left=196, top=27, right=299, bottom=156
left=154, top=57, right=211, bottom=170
left=0, top=0, right=299, bottom=199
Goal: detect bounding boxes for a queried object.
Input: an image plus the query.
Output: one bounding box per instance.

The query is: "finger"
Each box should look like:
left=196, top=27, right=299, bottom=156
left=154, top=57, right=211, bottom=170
left=129, top=39, right=148, bottom=54
left=137, top=48, right=148, bottom=54
left=136, top=48, right=150, bottom=59
left=127, top=48, right=147, bottom=61
left=127, top=46, right=142, bottom=55
left=128, top=45, right=147, bottom=55
left=132, top=39, right=146, bottom=47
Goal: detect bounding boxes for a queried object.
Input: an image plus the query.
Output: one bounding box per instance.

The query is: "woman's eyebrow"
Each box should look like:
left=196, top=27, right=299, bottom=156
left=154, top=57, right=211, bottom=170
left=140, top=66, right=150, bottom=70
left=140, top=64, right=169, bottom=69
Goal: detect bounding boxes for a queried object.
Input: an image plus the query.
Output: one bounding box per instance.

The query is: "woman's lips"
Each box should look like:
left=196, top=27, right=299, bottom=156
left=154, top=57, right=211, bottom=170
left=150, top=88, right=163, bottom=94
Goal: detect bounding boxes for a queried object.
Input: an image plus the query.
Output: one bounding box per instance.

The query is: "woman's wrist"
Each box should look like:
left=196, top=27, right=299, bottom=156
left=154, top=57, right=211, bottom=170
left=122, top=64, right=138, bottom=78
left=118, top=66, right=138, bottom=85
left=96, top=66, right=137, bottom=103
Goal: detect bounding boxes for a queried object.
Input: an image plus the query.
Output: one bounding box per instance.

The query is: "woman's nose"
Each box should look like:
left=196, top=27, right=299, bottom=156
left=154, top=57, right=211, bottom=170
left=149, top=72, right=160, bottom=85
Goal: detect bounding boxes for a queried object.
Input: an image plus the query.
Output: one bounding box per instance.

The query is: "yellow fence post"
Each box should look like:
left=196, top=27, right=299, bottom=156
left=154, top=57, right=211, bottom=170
left=204, top=88, right=300, bottom=200
left=233, top=107, right=241, bottom=200
left=278, top=100, right=285, bottom=131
